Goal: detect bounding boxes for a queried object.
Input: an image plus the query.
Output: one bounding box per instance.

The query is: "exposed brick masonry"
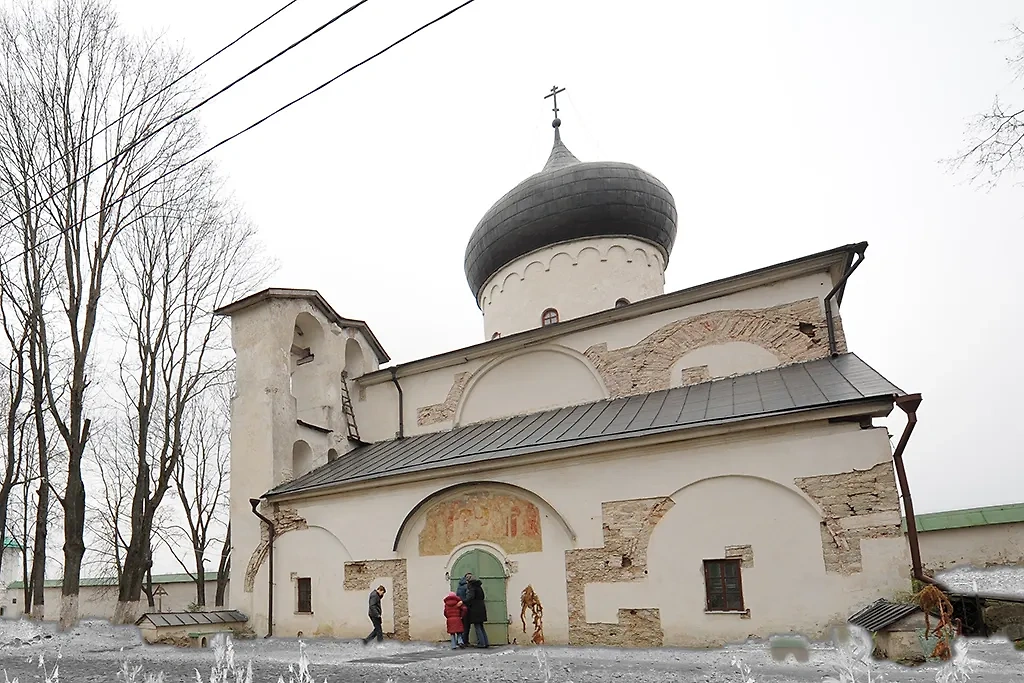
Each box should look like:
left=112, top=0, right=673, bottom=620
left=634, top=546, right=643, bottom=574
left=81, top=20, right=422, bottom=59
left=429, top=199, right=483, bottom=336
left=585, top=298, right=844, bottom=399
left=564, top=498, right=674, bottom=647
left=244, top=506, right=308, bottom=593
left=417, top=372, right=471, bottom=426
left=343, top=559, right=410, bottom=640
left=725, top=544, right=754, bottom=569
left=795, top=462, right=902, bottom=575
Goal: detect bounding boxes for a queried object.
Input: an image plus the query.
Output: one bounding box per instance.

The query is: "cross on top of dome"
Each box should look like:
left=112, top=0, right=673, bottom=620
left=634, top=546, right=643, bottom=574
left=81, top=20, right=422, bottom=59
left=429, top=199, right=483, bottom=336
left=544, top=85, right=565, bottom=128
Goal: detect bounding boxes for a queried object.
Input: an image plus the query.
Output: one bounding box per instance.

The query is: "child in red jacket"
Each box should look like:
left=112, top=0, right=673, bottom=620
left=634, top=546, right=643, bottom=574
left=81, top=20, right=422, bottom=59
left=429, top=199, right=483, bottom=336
left=443, top=592, right=466, bottom=649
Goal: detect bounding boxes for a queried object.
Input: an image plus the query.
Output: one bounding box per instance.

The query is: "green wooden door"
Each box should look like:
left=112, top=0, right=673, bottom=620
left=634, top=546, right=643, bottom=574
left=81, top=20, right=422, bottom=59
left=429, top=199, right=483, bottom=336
left=450, top=549, right=508, bottom=645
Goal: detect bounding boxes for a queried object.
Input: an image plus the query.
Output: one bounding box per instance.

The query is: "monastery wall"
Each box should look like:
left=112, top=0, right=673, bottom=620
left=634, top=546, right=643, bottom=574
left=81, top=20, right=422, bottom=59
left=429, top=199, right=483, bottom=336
left=241, top=418, right=911, bottom=647
left=356, top=269, right=847, bottom=442
left=0, top=579, right=220, bottom=622
left=477, top=237, right=667, bottom=339
left=917, top=523, right=1024, bottom=571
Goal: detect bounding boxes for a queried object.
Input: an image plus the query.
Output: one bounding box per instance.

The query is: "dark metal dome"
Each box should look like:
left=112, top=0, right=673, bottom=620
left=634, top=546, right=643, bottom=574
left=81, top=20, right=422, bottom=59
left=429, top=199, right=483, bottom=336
left=464, top=123, right=678, bottom=302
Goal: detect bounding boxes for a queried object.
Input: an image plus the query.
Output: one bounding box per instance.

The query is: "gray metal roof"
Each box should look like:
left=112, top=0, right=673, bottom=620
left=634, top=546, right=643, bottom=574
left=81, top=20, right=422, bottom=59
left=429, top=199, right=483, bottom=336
left=136, top=610, right=248, bottom=628
left=848, top=599, right=920, bottom=632
left=266, top=353, right=902, bottom=498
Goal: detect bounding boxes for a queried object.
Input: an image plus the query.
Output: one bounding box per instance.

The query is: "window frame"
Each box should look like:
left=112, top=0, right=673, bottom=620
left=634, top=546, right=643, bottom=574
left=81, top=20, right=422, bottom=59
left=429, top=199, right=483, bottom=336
left=541, top=308, right=559, bottom=326
left=296, top=576, right=313, bottom=614
left=702, top=558, right=745, bottom=613
left=615, top=298, right=630, bottom=308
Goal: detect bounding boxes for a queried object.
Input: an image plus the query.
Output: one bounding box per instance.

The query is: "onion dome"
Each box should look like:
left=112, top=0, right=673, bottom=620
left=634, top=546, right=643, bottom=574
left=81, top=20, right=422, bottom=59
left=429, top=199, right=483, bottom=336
left=463, top=118, right=678, bottom=302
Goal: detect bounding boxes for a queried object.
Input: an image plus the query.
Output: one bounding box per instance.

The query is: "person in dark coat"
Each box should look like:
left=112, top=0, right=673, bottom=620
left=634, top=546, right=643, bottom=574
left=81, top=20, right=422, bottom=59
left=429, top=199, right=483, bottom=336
left=455, top=573, right=472, bottom=647
left=443, top=592, right=466, bottom=649
left=464, top=576, right=490, bottom=648
left=362, top=585, right=386, bottom=645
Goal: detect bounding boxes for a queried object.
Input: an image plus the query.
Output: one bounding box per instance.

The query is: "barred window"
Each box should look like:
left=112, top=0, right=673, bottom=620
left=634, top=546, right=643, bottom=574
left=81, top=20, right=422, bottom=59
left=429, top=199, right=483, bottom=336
left=703, top=559, right=744, bottom=612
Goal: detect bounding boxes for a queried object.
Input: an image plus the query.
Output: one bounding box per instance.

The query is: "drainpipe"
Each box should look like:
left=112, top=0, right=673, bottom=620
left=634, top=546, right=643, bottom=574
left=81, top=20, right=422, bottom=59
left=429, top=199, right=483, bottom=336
left=824, top=246, right=866, bottom=357
left=390, top=367, right=405, bottom=439
left=249, top=498, right=275, bottom=637
left=889, top=394, right=947, bottom=592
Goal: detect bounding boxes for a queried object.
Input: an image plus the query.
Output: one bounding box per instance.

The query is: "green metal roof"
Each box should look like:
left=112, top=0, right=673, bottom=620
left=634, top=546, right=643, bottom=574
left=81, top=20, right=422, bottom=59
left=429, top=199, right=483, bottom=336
left=5, top=571, right=219, bottom=590
left=3, top=537, right=22, bottom=550
left=902, top=502, right=1024, bottom=533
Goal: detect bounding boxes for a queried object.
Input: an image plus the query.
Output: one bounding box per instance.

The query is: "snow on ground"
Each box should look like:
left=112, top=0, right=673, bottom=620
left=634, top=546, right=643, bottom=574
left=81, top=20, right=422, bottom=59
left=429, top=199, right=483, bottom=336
left=0, top=617, right=1021, bottom=683
left=937, top=565, right=1024, bottom=600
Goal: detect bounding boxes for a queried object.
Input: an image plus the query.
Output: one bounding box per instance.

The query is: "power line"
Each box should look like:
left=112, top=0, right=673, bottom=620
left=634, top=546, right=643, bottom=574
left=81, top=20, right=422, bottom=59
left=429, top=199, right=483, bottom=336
left=0, top=0, right=373, bottom=237
left=0, top=0, right=303, bottom=207
left=0, top=0, right=481, bottom=270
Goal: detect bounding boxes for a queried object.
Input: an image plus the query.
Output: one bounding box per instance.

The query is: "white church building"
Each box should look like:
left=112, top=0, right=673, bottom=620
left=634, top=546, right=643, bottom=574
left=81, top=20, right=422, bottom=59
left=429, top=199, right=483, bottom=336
left=218, top=110, right=918, bottom=648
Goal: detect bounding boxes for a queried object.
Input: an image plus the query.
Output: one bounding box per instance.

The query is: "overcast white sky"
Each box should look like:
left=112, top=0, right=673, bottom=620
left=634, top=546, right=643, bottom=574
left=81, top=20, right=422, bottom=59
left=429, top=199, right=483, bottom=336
left=110, top=0, right=1024, bottom=516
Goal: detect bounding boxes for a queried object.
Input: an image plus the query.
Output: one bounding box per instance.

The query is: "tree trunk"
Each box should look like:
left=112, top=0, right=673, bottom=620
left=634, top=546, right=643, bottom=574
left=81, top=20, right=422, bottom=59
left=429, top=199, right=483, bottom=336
left=215, top=522, right=230, bottom=607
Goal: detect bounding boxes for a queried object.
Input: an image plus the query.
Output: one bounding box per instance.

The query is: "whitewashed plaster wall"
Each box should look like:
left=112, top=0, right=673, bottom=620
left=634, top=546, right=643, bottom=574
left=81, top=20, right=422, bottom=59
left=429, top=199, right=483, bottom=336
left=0, top=580, right=221, bottom=622
left=478, top=237, right=667, bottom=339
left=0, top=546, right=20, bottom=589
left=247, top=419, right=910, bottom=646
left=355, top=270, right=842, bottom=442
left=917, top=523, right=1024, bottom=571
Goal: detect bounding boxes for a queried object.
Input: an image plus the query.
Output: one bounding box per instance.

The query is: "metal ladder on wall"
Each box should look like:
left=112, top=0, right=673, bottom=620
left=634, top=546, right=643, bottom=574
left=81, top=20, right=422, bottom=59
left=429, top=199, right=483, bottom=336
left=340, top=371, right=360, bottom=442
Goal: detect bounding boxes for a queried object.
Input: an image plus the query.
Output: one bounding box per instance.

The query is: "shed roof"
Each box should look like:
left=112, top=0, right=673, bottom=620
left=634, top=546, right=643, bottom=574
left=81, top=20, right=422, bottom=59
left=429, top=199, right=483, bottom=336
left=848, top=599, right=921, bottom=632
left=903, top=502, right=1024, bottom=533
left=266, top=352, right=902, bottom=499
left=135, top=609, right=248, bottom=628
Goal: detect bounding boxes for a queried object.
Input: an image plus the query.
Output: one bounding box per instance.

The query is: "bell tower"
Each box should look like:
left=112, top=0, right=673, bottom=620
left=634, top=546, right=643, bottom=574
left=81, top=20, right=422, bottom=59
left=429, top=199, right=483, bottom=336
left=214, top=288, right=389, bottom=635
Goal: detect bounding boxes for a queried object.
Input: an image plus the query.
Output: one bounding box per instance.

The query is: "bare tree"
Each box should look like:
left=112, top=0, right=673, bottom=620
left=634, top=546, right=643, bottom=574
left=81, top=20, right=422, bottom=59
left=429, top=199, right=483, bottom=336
left=949, top=24, right=1024, bottom=185
left=109, top=162, right=268, bottom=623
left=159, top=384, right=232, bottom=609
left=0, top=0, right=209, bottom=628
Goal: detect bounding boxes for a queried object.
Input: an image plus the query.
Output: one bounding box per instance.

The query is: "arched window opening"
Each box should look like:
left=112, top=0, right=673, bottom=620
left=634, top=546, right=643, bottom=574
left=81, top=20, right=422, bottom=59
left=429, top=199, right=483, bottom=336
left=292, top=440, right=313, bottom=480
left=615, top=298, right=630, bottom=308
left=491, top=332, right=501, bottom=340
left=541, top=308, right=559, bottom=326
left=327, top=448, right=339, bottom=463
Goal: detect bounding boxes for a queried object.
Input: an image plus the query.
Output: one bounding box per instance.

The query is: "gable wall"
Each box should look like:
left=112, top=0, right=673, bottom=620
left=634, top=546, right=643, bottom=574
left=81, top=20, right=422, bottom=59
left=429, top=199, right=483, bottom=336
left=354, top=271, right=845, bottom=443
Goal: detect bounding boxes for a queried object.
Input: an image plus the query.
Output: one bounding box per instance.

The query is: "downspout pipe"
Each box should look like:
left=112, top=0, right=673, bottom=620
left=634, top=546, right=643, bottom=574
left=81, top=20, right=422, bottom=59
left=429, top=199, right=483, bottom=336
left=825, top=246, right=867, bottom=357
left=249, top=498, right=275, bottom=637
left=889, top=394, right=947, bottom=592
left=390, top=368, right=405, bottom=439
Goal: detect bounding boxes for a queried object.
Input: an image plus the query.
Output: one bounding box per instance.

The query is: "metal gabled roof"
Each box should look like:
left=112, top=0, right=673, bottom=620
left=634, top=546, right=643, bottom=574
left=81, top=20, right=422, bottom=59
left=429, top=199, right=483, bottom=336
left=848, top=599, right=921, bottom=632
left=266, top=352, right=902, bottom=499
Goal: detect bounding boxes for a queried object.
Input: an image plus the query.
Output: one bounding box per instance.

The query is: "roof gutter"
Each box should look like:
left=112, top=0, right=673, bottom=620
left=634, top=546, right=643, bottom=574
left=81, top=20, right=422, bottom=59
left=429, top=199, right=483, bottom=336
left=390, top=367, right=405, bottom=439
left=825, top=244, right=867, bottom=357
left=249, top=498, right=274, bottom=637
left=889, top=394, right=948, bottom=592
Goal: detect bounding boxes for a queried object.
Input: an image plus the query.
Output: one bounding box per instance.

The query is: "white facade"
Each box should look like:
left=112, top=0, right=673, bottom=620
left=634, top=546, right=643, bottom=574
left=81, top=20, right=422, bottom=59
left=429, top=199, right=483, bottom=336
left=479, top=236, right=667, bottom=340
left=218, top=239, right=932, bottom=647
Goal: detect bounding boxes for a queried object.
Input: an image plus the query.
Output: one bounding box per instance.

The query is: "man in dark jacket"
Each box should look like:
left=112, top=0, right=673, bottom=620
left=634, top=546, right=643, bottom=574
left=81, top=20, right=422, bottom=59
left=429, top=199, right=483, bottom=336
left=362, top=585, right=386, bottom=645
left=455, top=573, right=471, bottom=647
left=465, top=576, right=490, bottom=648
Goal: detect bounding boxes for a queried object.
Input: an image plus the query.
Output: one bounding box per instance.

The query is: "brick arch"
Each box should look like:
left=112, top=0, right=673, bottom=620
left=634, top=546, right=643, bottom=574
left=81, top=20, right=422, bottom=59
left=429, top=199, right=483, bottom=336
left=666, top=474, right=824, bottom=518
left=584, top=297, right=840, bottom=399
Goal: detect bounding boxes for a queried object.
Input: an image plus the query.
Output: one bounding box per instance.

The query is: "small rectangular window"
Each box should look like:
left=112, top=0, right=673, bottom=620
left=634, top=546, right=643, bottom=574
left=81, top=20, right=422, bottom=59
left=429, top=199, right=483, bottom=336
left=703, top=559, right=744, bottom=612
left=297, top=577, right=312, bottom=613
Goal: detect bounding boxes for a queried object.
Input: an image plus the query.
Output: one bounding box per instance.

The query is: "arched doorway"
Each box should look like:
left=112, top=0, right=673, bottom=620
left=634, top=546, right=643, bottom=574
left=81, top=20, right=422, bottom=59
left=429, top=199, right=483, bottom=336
left=450, top=548, right=508, bottom=645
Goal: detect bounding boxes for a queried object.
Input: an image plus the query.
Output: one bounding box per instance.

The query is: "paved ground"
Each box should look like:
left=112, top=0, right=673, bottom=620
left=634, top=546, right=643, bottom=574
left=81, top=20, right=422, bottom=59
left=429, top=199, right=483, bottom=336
left=0, top=619, right=1021, bottom=683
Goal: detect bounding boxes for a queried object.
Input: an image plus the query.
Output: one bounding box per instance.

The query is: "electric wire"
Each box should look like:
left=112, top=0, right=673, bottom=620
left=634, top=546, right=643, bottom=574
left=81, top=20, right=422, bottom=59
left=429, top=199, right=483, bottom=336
left=0, top=0, right=303, bottom=206
left=0, top=0, right=373, bottom=237
left=0, top=0, right=481, bottom=270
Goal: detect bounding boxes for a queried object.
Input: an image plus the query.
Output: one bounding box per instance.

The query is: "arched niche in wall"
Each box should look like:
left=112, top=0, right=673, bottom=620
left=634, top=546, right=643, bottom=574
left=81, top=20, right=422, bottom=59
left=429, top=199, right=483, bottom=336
left=344, top=337, right=365, bottom=379
left=455, top=346, right=608, bottom=426
left=669, top=342, right=780, bottom=387
left=292, top=440, right=313, bottom=480
left=289, top=312, right=326, bottom=415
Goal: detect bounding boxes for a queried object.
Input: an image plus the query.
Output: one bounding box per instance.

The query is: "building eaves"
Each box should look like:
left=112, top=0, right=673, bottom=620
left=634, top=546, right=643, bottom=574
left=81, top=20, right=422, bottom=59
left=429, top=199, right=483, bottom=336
left=135, top=609, right=248, bottom=628
left=358, top=241, right=867, bottom=385
left=265, top=352, right=901, bottom=500
left=213, top=288, right=390, bottom=364
left=902, top=502, right=1024, bottom=533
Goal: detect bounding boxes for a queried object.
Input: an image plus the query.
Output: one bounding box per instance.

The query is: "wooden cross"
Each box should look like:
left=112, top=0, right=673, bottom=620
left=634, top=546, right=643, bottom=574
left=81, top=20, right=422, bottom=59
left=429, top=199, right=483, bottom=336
left=544, top=85, right=565, bottom=118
